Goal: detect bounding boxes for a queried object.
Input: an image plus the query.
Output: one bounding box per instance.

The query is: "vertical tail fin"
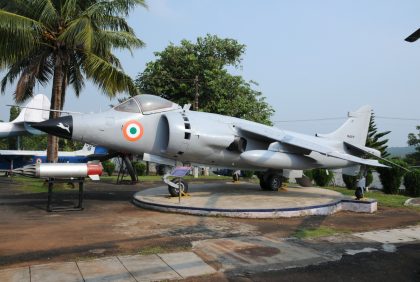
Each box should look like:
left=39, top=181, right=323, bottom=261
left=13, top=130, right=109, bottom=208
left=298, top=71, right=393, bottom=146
left=317, top=105, right=372, bottom=146
left=12, top=94, right=50, bottom=123
left=79, top=144, right=95, bottom=154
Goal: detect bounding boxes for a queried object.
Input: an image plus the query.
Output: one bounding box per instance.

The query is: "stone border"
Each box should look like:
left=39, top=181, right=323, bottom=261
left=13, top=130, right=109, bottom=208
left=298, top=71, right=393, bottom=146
left=404, top=198, right=420, bottom=207
left=133, top=195, right=377, bottom=218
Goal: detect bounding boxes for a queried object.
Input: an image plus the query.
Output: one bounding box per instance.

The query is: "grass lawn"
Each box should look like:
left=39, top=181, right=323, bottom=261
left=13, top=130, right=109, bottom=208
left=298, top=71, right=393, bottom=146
left=293, top=226, right=350, bottom=239
left=4, top=175, right=418, bottom=211
left=3, top=174, right=232, bottom=193
left=325, top=186, right=417, bottom=209
left=3, top=176, right=69, bottom=193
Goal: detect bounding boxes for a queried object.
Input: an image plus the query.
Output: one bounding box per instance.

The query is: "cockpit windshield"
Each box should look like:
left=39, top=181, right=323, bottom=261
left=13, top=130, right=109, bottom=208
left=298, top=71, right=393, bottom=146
left=134, top=94, right=175, bottom=114
left=113, top=98, right=141, bottom=113
left=113, top=94, right=177, bottom=114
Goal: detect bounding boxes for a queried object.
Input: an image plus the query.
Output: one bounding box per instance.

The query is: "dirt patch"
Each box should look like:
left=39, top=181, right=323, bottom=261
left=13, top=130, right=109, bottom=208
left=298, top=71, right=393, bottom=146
left=235, top=246, right=280, bottom=258
left=0, top=178, right=419, bottom=269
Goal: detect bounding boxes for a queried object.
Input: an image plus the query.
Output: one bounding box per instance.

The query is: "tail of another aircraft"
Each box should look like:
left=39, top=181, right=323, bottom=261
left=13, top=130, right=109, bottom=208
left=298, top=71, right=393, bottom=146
left=12, top=94, right=51, bottom=123
left=77, top=144, right=109, bottom=156
left=317, top=105, right=372, bottom=146
left=78, top=144, right=95, bottom=154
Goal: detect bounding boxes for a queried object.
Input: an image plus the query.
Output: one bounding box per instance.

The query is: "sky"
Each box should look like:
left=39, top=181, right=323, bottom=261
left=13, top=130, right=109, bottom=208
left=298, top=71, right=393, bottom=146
left=1, top=0, right=420, bottom=146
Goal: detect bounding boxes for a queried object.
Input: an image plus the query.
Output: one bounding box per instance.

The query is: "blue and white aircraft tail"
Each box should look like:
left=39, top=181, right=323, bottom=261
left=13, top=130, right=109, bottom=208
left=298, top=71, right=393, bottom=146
left=0, top=144, right=109, bottom=172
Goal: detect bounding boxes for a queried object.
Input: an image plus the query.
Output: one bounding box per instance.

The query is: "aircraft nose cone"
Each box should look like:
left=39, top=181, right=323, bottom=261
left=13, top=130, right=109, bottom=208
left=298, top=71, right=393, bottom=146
left=31, top=116, right=73, bottom=139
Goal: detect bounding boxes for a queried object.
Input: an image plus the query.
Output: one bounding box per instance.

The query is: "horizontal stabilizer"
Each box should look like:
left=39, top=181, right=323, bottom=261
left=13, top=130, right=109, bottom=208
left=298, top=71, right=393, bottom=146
left=344, top=142, right=409, bottom=171
left=344, top=142, right=381, bottom=157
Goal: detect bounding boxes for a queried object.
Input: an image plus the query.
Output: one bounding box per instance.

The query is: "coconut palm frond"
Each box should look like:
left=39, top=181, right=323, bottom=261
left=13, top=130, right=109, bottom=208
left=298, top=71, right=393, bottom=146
left=83, top=51, right=138, bottom=97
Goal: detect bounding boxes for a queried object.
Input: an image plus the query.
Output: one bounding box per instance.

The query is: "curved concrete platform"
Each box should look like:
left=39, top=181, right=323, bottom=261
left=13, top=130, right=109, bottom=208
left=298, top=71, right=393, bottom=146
left=133, top=182, right=377, bottom=218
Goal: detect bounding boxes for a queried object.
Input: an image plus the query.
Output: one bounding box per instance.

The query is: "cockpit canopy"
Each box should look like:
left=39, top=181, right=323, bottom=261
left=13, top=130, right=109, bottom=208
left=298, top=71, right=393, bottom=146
left=113, top=94, right=179, bottom=114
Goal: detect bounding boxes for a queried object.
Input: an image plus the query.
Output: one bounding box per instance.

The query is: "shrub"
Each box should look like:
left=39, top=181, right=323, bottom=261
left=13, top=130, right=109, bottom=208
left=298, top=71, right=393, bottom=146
left=377, top=159, right=408, bottom=194
left=342, top=169, right=373, bottom=189
left=366, top=170, right=373, bottom=187
left=102, top=161, right=115, bottom=176
left=312, top=169, right=333, bottom=187
left=403, top=169, right=420, bottom=197
left=303, top=170, right=313, bottom=180
left=342, top=174, right=357, bottom=189
left=132, top=161, right=146, bottom=176
left=156, top=164, right=170, bottom=176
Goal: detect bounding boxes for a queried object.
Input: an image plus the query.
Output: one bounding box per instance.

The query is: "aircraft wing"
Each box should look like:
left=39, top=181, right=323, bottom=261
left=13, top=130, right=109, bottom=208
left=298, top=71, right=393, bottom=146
left=0, top=150, right=41, bottom=156
left=236, top=124, right=388, bottom=168
left=344, top=141, right=409, bottom=171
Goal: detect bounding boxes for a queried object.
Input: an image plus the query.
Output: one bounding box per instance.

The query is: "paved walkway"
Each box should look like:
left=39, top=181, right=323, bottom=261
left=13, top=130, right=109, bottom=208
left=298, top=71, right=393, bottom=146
left=0, top=252, right=216, bottom=282
left=1, top=225, right=419, bottom=282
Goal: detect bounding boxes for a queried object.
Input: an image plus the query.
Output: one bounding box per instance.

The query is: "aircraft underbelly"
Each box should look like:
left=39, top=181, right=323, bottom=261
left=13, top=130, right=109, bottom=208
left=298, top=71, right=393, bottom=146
left=310, top=152, right=352, bottom=168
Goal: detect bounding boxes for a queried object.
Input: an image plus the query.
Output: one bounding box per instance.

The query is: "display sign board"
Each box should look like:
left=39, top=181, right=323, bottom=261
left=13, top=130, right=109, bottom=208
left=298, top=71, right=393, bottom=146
left=170, top=166, right=191, bottom=177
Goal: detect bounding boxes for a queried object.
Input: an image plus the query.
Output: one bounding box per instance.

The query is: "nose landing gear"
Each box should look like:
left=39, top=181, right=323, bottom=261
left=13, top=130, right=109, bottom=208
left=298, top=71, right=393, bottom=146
left=163, top=166, right=191, bottom=198
left=168, top=178, right=189, bottom=197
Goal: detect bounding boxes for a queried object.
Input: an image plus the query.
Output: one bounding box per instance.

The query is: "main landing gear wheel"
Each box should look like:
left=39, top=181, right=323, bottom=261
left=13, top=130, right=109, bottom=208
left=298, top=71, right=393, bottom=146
left=260, top=173, right=283, bottom=191
left=168, top=178, right=189, bottom=197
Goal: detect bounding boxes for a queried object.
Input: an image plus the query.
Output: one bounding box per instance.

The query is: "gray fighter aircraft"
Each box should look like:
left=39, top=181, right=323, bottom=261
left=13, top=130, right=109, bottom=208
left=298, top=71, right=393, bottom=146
left=32, top=94, right=388, bottom=195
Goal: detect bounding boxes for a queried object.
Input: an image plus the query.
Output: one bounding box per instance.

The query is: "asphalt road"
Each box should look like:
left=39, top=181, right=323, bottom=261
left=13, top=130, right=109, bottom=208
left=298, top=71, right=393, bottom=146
left=236, top=243, right=420, bottom=282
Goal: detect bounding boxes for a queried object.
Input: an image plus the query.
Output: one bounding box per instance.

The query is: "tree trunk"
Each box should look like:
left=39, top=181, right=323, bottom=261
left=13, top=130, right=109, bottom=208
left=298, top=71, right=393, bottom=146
left=193, top=75, right=199, bottom=111
left=47, top=56, right=64, bottom=163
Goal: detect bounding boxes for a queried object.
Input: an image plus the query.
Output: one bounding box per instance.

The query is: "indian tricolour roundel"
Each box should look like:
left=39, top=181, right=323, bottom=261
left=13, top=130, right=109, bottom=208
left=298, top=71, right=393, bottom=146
left=122, top=120, right=144, bottom=142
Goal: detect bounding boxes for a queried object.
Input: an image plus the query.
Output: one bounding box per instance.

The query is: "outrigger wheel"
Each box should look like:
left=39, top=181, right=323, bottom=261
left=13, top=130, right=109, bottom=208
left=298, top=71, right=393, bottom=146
left=168, top=178, right=189, bottom=197
left=259, top=173, right=283, bottom=191
left=355, top=187, right=363, bottom=200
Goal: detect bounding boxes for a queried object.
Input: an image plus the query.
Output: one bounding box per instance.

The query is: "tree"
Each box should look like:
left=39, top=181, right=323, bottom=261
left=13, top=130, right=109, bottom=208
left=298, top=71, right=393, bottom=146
left=342, top=114, right=390, bottom=187
left=136, top=34, right=274, bottom=125
left=7, top=106, right=20, bottom=149
left=0, top=0, right=145, bottom=162
left=377, top=158, right=408, bottom=194
left=403, top=169, right=420, bottom=197
left=312, top=169, right=333, bottom=187
left=342, top=174, right=357, bottom=189
left=406, top=125, right=420, bottom=165
left=366, top=114, right=390, bottom=157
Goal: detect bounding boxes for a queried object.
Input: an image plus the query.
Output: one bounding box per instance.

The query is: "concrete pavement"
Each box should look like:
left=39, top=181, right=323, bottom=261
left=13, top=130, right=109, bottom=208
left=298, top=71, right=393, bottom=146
left=0, top=252, right=216, bottom=282
left=134, top=183, right=377, bottom=218
left=0, top=225, right=419, bottom=282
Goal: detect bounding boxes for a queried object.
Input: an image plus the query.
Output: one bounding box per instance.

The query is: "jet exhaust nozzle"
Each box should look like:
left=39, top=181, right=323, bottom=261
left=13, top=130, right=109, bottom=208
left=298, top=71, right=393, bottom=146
left=31, top=116, right=73, bottom=139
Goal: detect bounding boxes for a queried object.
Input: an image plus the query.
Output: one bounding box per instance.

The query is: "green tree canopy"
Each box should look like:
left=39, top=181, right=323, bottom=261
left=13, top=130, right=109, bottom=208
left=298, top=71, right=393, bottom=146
left=406, top=125, right=420, bottom=165
left=7, top=106, right=20, bottom=149
left=136, top=34, right=274, bottom=125
left=0, top=0, right=146, bottom=161
left=366, top=114, right=390, bottom=157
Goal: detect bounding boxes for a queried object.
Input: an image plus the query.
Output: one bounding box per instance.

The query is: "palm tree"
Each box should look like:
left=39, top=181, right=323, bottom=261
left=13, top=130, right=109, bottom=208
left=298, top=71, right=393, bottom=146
left=0, top=0, right=146, bottom=162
